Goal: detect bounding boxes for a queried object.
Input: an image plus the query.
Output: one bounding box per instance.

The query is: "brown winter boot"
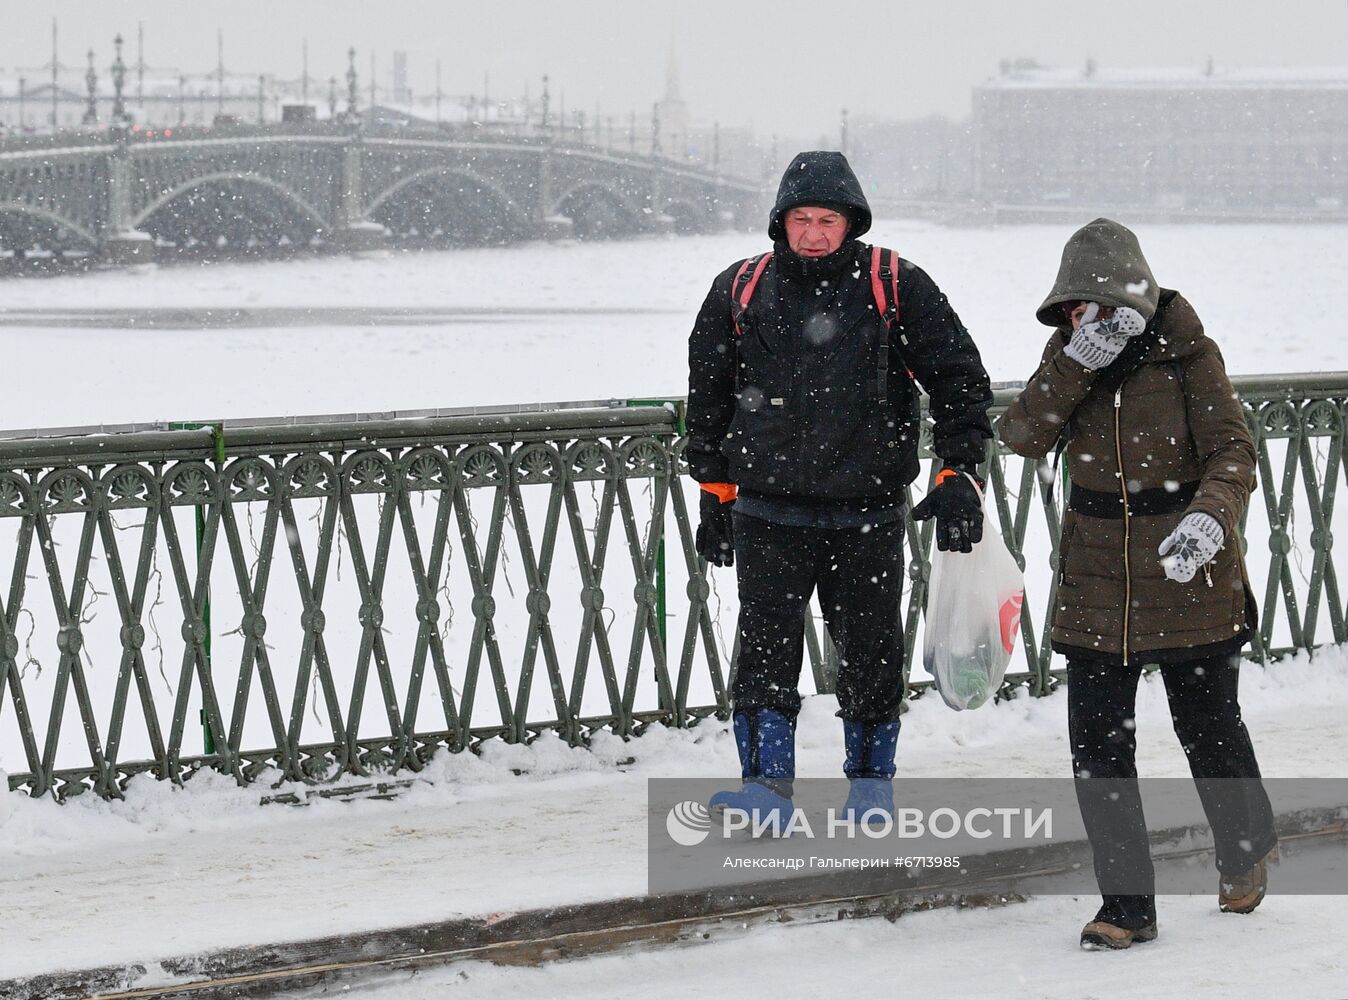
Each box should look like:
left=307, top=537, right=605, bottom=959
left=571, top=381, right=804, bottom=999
left=1219, top=845, right=1279, bottom=914
left=1079, top=920, right=1159, bottom=951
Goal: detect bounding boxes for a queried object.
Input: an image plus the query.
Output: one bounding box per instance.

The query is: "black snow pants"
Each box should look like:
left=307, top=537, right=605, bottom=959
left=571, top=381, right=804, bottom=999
left=1067, top=654, right=1278, bottom=929
left=730, top=511, right=906, bottom=724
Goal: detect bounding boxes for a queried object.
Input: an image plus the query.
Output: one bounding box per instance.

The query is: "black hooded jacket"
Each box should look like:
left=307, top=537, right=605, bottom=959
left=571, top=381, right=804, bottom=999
left=768, top=150, right=874, bottom=243
left=686, top=152, right=993, bottom=504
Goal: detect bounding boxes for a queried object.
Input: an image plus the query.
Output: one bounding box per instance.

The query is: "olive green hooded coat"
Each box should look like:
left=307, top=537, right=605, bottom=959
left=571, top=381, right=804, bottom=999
left=999, top=219, right=1256, bottom=665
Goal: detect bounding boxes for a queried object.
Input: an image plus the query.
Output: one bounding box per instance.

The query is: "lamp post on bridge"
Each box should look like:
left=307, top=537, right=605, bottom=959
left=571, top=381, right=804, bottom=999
left=650, top=103, right=671, bottom=234
left=82, top=49, right=97, bottom=125
left=345, top=47, right=359, bottom=124
left=215, top=29, right=225, bottom=116
left=111, top=34, right=128, bottom=128
left=17, top=77, right=25, bottom=131
left=51, top=17, right=59, bottom=131
left=102, top=32, right=153, bottom=264
left=535, top=74, right=568, bottom=238
left=136, top=22, right=144, bottom=115
left=333, top=46, right=384, bottom=251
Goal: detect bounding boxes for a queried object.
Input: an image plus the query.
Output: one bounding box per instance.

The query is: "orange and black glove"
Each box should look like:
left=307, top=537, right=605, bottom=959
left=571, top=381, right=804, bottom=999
left=696, top=483, right=737, bottom=567
left=911, top=467, right=983, bottom=554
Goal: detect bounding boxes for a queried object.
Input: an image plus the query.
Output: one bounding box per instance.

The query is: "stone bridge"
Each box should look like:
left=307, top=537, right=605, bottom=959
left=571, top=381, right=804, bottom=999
left=0, top=126, right=767, bottom=260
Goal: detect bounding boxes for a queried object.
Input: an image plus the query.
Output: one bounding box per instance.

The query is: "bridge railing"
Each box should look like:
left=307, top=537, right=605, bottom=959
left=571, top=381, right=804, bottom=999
left=0, top=123, right=756, bottom=180
left=1, top=374, right=1343, bottom=800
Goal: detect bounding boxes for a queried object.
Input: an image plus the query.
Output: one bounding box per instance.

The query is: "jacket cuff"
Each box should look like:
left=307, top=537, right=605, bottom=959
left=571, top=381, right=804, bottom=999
left=688, top=453, right=732, bottom=484
left=936, top=466, right=984, bottom=490
left=700, top=482, right=738, bottom=503
left=1185, top=497, right=1237, bottom=541
left=1053, top=348, right=1098, bottom=381
left=933, top=435, right=991, bottom=474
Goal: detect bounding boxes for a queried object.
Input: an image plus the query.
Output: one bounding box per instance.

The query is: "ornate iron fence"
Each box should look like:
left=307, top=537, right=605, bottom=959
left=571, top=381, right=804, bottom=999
left=1, top=374, right=1344, bottom=800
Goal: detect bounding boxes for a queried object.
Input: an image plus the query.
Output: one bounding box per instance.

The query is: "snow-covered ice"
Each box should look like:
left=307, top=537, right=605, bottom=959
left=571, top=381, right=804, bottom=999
left=2, top=223, right=1346, bottom=429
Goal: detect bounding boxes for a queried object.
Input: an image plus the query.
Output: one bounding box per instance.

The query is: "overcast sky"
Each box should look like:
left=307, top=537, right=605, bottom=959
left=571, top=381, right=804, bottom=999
left=3, top=1, right=1346, bottom=136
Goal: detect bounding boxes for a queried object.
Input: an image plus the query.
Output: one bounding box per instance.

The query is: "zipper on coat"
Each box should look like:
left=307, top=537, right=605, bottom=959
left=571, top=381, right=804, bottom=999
left=1203, top=562, right=1214, bottom=588
left=1114, top=385, right=1131, bottom=666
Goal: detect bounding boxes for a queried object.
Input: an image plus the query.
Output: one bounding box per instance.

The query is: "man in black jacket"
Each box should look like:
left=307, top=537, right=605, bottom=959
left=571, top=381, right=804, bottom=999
left=688, top=151, right=993, bottom=827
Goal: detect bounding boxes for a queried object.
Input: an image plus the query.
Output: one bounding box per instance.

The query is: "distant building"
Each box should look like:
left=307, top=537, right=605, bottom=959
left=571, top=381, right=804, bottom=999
left=974, top=60, right=1348, bottom=216
left=849, top=115, right=975, bottom=204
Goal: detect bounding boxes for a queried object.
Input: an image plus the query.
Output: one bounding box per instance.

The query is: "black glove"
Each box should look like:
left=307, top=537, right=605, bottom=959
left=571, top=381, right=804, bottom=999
left=695, top=489, right=735, bottom=567
left=911, top=468, right=984, bottom=554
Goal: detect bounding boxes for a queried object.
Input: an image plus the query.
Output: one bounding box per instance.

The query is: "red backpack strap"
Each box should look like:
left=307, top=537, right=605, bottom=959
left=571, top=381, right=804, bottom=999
left=870, top=246, right=904, bottom=405
left=869, top=245, right=901, bottom=329
left=730, top=252, right=773, bottom=335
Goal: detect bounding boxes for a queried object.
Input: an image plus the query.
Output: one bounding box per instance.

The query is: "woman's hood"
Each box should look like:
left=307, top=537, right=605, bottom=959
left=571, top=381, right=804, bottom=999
left=1036, top=218, right=1161, bottom=327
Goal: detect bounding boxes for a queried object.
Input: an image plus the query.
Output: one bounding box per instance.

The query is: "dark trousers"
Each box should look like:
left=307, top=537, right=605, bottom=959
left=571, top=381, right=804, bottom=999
left=731, top=512, right=906, bottom=724
left=1067, top=654, right=1278, bottom=929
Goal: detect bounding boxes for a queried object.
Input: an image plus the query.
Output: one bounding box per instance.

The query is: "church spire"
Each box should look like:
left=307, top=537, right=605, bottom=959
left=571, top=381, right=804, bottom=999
left=664, top=29, right=682, bottom=106
left=657, top=26, right=690, bottom=155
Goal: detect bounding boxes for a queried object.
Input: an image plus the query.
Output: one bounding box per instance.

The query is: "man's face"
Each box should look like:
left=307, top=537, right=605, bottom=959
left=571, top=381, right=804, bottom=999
left=783, top=206, right=849, bottom=257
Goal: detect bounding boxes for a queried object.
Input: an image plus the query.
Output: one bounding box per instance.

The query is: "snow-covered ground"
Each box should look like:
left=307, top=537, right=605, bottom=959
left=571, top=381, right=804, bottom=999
left=3, top=225, right=1348, bottom=995
left=341, top=894, right=1348, bottom=1000
left=1, top=647, right=1345, bottom=990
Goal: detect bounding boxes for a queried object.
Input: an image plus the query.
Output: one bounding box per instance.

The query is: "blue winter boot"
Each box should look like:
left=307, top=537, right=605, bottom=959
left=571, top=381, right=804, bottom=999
left=841, top=719, right=900, bottom=825
left=709, top=709, right=795, bottom=836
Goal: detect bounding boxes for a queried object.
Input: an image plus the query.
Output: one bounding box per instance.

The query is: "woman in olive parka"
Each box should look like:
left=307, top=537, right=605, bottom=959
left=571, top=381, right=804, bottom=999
left=1000, top=219, right=1277, bottom=950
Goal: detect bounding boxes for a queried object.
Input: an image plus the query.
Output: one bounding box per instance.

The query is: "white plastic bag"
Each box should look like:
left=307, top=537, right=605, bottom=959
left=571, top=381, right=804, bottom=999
left=922, top=477, right=1025, bottom=711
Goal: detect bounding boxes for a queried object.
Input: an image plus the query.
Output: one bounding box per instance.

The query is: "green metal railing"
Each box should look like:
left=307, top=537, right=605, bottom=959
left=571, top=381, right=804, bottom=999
left=0, top=374, right=1343, bottom=800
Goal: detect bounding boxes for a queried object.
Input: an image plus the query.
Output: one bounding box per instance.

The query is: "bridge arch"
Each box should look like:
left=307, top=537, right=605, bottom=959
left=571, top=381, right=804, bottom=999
left=132, top=172, right=330, bottom=250
left=0, top=202, right=98, bottom=251
left=133, top=172, right=330, bottom=231
left=552, top=181, right=643, bottom=240
left=366, top=167, right=530, bottom=246
left=663, top=197, right=719, bottom=235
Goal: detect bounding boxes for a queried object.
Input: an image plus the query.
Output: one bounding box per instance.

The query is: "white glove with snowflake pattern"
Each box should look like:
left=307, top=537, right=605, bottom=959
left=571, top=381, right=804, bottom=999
left=1063, top=303, right=1148, bottom=371
left=1158, top=512, right=1224, bottom=583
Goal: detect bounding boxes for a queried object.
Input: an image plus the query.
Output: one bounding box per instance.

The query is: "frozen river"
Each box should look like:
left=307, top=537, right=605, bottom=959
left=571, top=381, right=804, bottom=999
left=2, top=221, right=1345, bottom=430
